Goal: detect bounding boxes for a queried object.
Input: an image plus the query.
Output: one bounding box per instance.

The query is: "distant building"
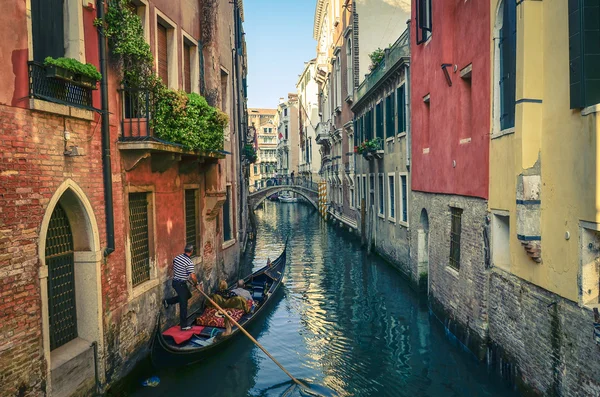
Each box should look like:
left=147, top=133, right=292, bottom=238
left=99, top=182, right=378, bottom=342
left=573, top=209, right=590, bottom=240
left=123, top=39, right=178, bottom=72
left=296, top=59, right=322, bottom=184
left=248, top=108, right=277, bottom=190
left=275, top=94, right=299, bottom=177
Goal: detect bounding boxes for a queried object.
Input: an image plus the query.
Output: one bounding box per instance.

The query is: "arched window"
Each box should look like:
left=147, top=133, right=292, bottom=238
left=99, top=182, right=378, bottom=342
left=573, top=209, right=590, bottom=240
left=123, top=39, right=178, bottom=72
left=335, top=55, right=342, bottom=109
left=346, top=37, right=353, bottom=97
left=495, top=0, right=516, bottom=132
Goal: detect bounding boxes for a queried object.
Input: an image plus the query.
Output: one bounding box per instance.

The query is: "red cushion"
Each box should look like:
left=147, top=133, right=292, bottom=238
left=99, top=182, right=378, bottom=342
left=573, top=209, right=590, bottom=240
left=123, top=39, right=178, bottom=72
left=162, top=325, right=205, bottom=344
left=196, top=307, right=244, bottom=328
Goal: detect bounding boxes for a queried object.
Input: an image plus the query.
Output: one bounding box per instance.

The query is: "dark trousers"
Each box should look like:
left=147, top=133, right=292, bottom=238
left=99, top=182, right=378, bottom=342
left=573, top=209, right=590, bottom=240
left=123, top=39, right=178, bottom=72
left=166, top=280, right=191, bottom=327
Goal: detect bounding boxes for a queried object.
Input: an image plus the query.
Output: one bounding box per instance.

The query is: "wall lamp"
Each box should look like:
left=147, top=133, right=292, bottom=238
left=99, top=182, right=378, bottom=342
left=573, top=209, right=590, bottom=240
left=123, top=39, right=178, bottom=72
left=441, top=63, right=453, bottom=87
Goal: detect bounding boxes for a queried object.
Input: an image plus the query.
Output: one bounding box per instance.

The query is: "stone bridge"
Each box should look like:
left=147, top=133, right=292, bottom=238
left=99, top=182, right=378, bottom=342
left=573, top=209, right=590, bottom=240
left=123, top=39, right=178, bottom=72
left=248, top=184, right=319, bottom=210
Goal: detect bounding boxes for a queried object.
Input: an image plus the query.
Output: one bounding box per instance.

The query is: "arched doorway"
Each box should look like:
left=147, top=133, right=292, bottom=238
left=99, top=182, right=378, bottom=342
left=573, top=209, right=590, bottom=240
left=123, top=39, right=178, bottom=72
left=39, top=180, right=103, bottom=396
left=418, top=209, right=430, bottom=294
left=46, top=203, right=77, bottom=350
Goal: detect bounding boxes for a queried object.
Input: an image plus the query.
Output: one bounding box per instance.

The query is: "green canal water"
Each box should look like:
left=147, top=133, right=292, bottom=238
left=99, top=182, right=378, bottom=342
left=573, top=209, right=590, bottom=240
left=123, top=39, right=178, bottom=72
left=118, top=201, right=518, bottom=397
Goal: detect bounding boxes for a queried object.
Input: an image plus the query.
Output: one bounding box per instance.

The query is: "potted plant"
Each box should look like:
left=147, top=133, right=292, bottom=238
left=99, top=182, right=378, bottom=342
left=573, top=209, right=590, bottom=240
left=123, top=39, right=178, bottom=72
left=44, top=57, right=102, bottom=89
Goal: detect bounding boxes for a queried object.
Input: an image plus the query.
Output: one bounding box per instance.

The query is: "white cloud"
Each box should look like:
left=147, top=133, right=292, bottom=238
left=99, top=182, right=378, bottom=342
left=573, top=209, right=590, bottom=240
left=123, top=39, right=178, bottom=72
left=382, top=0, right=411, bottom=12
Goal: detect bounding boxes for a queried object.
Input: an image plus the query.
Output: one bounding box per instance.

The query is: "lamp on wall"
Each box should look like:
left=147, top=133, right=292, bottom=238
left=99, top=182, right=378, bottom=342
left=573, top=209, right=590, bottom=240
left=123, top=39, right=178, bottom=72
left=441, top=63, right=453, bottom=87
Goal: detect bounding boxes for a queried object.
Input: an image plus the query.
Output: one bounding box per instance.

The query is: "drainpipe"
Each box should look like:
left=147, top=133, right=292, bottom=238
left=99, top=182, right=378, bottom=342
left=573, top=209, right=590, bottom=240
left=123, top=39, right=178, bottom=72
left=405, top=63, right=411, bottom=170
left=98, top=0, right=115, bottom=256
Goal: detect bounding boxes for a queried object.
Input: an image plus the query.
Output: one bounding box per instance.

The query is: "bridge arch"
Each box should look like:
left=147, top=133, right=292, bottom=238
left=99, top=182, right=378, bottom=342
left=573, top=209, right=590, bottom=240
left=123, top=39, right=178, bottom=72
left=249, top=185, right=319, bottom=211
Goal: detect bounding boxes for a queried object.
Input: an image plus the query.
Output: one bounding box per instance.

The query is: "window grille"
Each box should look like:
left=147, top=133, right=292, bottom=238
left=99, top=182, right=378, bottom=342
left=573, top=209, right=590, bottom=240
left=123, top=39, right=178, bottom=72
left=129, top=193, right=150, bottom=286
left=185, top=189, right=198, bottom=249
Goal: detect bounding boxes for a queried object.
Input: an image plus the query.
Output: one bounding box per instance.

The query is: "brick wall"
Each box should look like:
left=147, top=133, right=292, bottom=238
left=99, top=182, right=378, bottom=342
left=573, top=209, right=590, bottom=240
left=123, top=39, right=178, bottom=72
left=0, top=104, right=106, bottom=396
left=488, top=269, right=600, bottom=396
left=410, top=192, right=489, bottom=357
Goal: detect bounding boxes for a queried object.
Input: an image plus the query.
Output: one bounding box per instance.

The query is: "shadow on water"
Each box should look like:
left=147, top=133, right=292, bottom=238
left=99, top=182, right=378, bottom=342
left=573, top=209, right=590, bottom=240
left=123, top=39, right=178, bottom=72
left=115, top=201, right=519, bottom=397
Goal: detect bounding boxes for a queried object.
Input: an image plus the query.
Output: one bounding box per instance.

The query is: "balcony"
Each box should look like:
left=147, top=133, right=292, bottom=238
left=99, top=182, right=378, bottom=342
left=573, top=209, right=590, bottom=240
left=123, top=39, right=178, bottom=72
left=354, top=30, right=409, bottom=107
left=357, top=137, right=384, bottom=160
left=28, top=61, right=94, bottom=110
left=118, top=87, right=225, bottom=172
left=315, top=122, right=331, bottom=145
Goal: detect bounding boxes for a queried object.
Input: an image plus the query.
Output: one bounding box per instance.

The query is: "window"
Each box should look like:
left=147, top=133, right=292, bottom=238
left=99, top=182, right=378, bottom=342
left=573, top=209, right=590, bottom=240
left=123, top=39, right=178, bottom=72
left=357, top=177, right=361, bottom=208
left=183, top=42, right=192, bottom=93
left=416, top=0, right=432, bottom=44
left=221, top=69, right=230, bottom=136
left=223, top=186, right=233, bottom=242
left=581, top=223, right=600, bottom=305
left=285, top=125, right=288, bottom=139
left=449, top=207, right=463, bottom=270
left=378, top=174, right=384, bottom=216
left=157, top=23, right=169, bottom=85
left=388, top=174, right=396, bottom=221
left=346, top=37, right=353, bottom=96
left=376, top=102, right=384, bottom=140
left=385, top=94, right=395, bottom=139
left=366, top=109, right=373, bottom=140
left=492, top=213, right=510, bottom=270
left=397, top=85, right=406, bottom=134
left=350, top=187, right=355, bottom=208
left=369, top=174, right=375, bottom=209
left=335, top=55, right=342, bottom=108
left=31, top=0, right=65, bottom=62
left=185, top=189, right=199, bottom=249
left=400, top=174, right=408, bottom=223
left=129, top=192, right=152, bottom=286
left=284, top=108, right=288, bottom=117
left=569, top=0, right=600, bottom=108
left=498, top=0, right=516, bottom=129
left=253, top=165, right=258, bottom=174
left=264, top=128, right=268, bottom=133
left=362, top=175, right=367, bottom=204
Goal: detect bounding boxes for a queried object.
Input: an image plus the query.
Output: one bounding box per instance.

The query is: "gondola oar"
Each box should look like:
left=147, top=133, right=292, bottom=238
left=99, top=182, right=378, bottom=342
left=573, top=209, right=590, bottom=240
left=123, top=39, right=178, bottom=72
left=189, top=281, right=308, bottom=390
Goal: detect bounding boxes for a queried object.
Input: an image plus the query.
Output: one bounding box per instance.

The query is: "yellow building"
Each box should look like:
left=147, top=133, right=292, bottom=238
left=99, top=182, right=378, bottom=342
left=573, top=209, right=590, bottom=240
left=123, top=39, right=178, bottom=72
left=488, top=0, right=600, bottom=394
left=249, top=108, right=277, bottom=190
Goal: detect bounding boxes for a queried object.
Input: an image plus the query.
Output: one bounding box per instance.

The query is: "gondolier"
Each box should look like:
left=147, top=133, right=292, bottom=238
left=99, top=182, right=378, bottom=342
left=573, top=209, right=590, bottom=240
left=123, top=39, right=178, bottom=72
left=163, top=244, right=199, bottom=330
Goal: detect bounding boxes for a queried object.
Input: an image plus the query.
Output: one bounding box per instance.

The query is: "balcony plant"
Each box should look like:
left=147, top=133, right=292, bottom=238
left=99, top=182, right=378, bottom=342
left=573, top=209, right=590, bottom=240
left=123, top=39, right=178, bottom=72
left=44, top=57, right=102, bottom=88
left=243, top=144, right=258, bottom=163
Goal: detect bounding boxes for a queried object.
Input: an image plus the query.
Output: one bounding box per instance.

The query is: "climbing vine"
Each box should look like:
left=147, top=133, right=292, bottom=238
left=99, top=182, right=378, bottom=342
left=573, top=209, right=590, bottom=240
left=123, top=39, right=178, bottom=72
left=96, top=0, right=227, bottom=152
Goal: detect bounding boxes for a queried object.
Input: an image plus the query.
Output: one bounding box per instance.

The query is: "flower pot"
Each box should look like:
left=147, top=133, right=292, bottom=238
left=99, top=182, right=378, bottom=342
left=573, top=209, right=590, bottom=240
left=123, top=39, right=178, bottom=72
left=45, top=65, right=75, bottom=81
left=72, top=74, right=99, bottom=89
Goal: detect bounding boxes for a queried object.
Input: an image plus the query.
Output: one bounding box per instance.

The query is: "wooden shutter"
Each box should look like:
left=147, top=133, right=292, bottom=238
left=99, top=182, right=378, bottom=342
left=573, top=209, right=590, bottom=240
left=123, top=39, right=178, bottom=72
left=398, top=85, right=406, bottom=133
left=376, top=102, right=384, bottom=140
left=157, top=24, right=169, bottom=86
left=499, top=0, right=516, bottom=130
left=32, top=0, right=65, bottom=62
left=569, top=0, right=600, bottom=109
left=184, top=43, right=192, bottom=93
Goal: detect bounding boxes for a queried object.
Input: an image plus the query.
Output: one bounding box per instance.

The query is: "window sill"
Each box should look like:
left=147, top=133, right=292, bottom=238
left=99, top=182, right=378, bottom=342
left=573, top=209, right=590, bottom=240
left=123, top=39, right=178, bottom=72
left=29, top=98, right=94, bottom=121
left=398, top=220, right=409, bottom=228
left=581, top=104, right=600, bottom=116
left=491, top=127, right=515, bottom=140
left=386, top=137, right=395, bottom=143
left=397, top=132, right=406, bottom=139
left=378, top=213, right=385, bottom=219
left=445, top=265, right=460, bottom=279
left=50, top=337, right=93, bottom=371
left=222, top=239, right=236, bottom=250
left=335, top=106, right=342, bottom=114
left=388, top=217, right=396, bottom=224
left=345, top=95, right=353, bottom=104
left=132, top=278, right=160, bottom=300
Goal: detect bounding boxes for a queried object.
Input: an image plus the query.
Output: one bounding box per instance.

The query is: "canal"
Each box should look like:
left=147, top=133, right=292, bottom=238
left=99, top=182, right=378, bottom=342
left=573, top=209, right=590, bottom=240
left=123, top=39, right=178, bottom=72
left=120, top=201, right=518, bottom=397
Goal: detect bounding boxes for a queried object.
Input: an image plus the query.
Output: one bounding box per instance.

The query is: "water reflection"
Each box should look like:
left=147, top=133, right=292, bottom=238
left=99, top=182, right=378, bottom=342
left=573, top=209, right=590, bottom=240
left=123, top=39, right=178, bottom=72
left=125, top=201, right=516, bottom=397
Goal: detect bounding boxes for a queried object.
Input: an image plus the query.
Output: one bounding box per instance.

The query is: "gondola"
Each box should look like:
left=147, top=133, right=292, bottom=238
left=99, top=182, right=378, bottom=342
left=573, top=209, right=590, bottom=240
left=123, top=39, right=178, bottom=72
left=150, top=244, right=287, bottom=368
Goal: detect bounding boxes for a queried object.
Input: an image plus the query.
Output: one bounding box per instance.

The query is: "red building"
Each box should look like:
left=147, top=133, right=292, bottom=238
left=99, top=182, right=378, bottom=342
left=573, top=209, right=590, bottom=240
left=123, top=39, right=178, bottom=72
left=0, top=1, right=248, bottom=395
left=409, top=0, right=491, bottom=357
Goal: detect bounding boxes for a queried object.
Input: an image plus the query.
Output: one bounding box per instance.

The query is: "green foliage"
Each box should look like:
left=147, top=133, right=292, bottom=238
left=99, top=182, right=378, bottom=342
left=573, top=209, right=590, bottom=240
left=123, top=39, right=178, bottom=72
left=368, top=48, right=385, bottom=71
left=102, top=0, right=157, bottom=89
left=152, top=90, right=228, bottom=152
left=243, top=144, right=258, bottom=163
left=44, top=57, right=102, bottom=81
left=355, top=138, right=382, bottom=154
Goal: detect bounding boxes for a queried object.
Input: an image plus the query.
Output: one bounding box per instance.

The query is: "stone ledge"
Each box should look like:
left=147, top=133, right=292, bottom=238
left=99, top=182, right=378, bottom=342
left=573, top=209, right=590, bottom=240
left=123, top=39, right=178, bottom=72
left=30, top=99, right=94, bottom=121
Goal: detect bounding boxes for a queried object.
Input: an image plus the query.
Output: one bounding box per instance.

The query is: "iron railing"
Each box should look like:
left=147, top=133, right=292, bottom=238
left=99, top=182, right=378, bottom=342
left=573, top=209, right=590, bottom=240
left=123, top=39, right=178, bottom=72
left=185, top=189, right=198, bottom=248
left=250, top=177, right=318, bottom=192
left=28, top=61, right=93, bottom=109
left=121, top=87, right=154, bottom=140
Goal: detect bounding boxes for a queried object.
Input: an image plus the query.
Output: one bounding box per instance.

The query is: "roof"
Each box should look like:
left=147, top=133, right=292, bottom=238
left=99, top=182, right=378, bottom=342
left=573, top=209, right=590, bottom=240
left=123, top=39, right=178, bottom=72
left=249, top=108, right=277, bottom=115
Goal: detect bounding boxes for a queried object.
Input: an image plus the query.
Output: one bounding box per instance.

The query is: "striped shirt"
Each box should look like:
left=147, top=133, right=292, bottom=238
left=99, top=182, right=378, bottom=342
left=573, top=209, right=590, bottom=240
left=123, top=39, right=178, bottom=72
left=173, top=253, right=194, bottom=281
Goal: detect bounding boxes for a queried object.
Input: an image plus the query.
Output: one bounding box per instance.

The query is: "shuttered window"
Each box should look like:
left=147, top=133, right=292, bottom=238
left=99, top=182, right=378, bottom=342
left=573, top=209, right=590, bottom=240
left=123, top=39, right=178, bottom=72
left=569, top=0, right=600, bottom=109
left=397, top=85, right=406, bottom=133
left=184, top=43, right=192, bottom=93
left=401, top=175, right=407, bottom=223
left=449, top=207, right=463, bottom=270
left=385, top=94, right=395, bottom=138
left=31, top=0, right=65, bottom=62
left=223, top=186, right=233, bottom=242
left=378, top=174, right=384, bottom=215
left=376, top=102, right=384, bottom=140
left=499, top=0, right=516, bottom=130
left=416, top=0, right=432, bottom=44
left=157, top=23, right=169, bottom=86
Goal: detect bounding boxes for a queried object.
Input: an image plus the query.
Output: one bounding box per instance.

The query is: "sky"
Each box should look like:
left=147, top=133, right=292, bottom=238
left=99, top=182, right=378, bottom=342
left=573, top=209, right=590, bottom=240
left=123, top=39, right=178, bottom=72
left=244, top=0, right=317, bottom=109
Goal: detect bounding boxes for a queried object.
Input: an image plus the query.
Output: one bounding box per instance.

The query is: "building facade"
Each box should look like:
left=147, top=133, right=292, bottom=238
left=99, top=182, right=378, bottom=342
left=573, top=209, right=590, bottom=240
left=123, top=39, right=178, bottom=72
left=297, top=59, right=322, bottom=184
left=486, top=0, right=600, bottom=394
left=0, top=0, right=249, bottom=395
left=248, top=108, right=277, bottom=190
left=352, top=29, right=412, bottom=277
left=410, top=0, right=491, bottom=356
left=276, top=94, right=299, bottom=178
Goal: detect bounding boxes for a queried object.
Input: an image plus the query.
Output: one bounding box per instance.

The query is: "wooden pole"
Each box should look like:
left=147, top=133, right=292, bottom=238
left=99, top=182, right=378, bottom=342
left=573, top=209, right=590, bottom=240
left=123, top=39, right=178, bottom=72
left=190, top=282, right=308, bottom=389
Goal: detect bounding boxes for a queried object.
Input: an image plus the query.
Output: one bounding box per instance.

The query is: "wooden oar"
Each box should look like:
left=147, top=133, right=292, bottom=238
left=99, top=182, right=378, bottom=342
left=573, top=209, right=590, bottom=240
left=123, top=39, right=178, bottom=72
left=189, top=282, right=308, bottom=389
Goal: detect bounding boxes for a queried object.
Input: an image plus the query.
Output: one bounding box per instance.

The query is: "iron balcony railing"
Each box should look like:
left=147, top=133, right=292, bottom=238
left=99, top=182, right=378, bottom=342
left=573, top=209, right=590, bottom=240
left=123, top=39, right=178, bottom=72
left=355, top=30, right=410, bottom=103
left=120, top=87, right=155, bottom=141
left=28, top=61, right=94, bottom=110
